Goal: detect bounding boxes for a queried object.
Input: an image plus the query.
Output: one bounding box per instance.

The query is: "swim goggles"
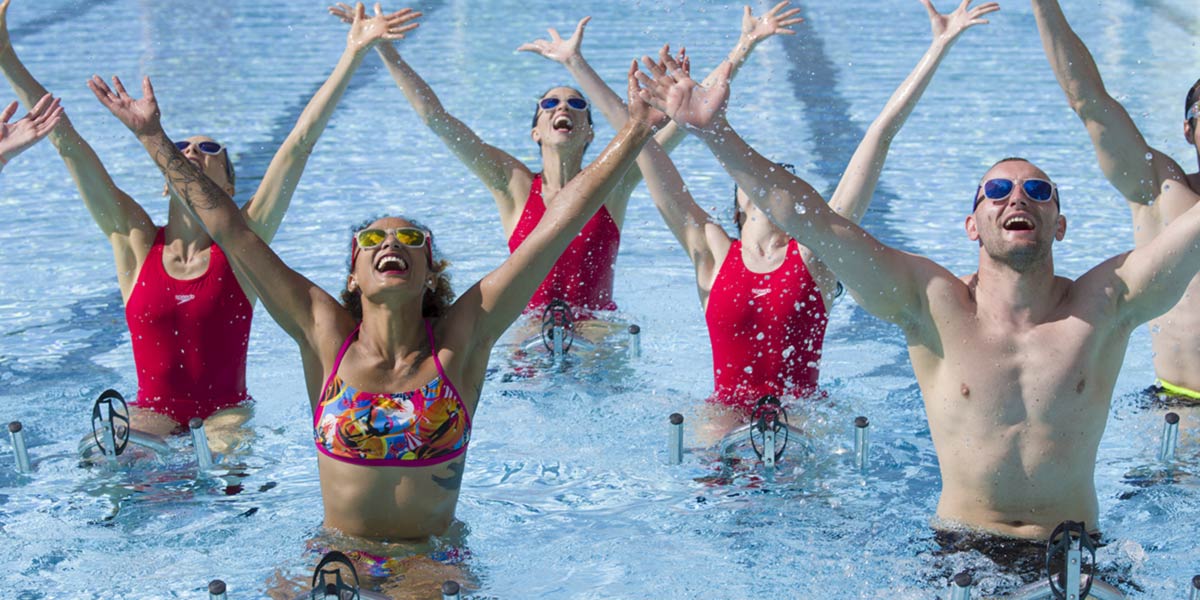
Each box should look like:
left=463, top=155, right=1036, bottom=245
left=1187, top=101, right=1200, bottom=122
left=538, top=96, right=589, bottom=111
left=973, top=178, right=1057, bottom=209
left=354, top=227, right=429, bottom=249
left=174, top=140, right=225, bottom=155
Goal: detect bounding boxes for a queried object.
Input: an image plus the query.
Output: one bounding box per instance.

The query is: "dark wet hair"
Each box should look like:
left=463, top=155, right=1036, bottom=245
left=340, top=215, right=454, bottom=321
left=732, top=162, right=796, bottom=235
left=531, top=87, right=594, bottom=153
left=221, top=146, right=236, bottom=190
left=1186, top=78, right=1200, bottom=127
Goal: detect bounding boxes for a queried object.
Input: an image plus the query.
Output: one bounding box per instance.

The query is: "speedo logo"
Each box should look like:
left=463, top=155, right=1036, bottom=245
left=175, top=294, right=196, bottom=305
left=751, top=288, right=771, bottom=299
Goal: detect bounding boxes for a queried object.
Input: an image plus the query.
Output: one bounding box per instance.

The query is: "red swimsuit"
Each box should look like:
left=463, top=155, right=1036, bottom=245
left=507, top=174, right=620, bottom=319
left=704, top=239, right=828, bottom=409
left=125, top=228, right=252, bottom=423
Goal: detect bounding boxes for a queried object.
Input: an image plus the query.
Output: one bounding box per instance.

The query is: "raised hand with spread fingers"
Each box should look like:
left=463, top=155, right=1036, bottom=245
left=740, top=1, right=804, bottom=47
left=0, top=93, right=61, bottom=171
left=330, top=2, right=421, bottom=50
left=636, top=48, right=732, bottom=135
left=924, top=0, right=999, bottom=43
left=516, top=16, right=590, bottom=65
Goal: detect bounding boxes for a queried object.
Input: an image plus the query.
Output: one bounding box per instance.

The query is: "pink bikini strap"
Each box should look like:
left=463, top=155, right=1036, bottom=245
left=424, top=319, right=470, bottom=428
left=424, top=319, right=449, bottom=382
left=321, top=323, right=361, bottom=394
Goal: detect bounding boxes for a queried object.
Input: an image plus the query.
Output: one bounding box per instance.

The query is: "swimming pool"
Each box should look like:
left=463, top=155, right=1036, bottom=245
left=1, top=0, right=1197, bottom=597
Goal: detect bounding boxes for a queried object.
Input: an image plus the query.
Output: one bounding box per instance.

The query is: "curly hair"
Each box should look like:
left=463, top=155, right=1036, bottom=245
left=339, top=215, right=454, bottom=321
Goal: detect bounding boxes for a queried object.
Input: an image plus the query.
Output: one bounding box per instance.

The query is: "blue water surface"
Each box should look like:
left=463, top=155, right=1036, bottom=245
left=0, top=0, right=1197, bottom=598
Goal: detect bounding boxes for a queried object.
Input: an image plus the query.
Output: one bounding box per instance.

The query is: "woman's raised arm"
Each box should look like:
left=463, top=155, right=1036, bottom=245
left=829, top=0, right=999, bottom=225
left=88, top=75, right=352, bottom=352
left=0, top=0, right=156, bottom=297
left=330, top=2, right=531, bottom=217
left=245, top=3, right=421, bottom=244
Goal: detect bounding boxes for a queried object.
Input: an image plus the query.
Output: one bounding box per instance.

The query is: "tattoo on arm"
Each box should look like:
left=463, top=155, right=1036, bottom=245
left=155, top=147, right=223, bottom=211
left=432, top=460, right=465, bottom=491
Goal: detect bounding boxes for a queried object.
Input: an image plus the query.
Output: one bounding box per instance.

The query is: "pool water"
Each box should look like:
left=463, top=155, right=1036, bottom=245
left=0, top=0, right=1197, bottom=598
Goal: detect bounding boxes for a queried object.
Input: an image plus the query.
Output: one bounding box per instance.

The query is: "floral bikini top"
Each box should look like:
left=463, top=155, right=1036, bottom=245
left=313, top=320, right=472, bottom=467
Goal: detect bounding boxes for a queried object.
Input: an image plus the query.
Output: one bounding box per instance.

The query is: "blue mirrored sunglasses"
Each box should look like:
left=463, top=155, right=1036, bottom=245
left=973, top=178, right=1057, bottom=209
left=538, top=97, right=588, bottom=111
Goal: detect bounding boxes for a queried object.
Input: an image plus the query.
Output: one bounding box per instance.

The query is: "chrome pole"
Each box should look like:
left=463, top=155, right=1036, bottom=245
left=1065, top=536, right=1082, bottom=600
left=1159, top=412, right=1180, bottom=463
left=668, top=413, right=683, bottom=465
left=628, top=324, right=641, bottom=359
left=100, top=409, right=119, bottom=468
left=8, top=421, right=31, bottom=474
left=190, top=418, right=213, bottom=471
left=762, top=426, right=776, bottom=470
left=1190, top=574, right=1199, bottom=600
left=949, top=572, right=972, bottom=600
left=441, top=580, right=461, bottom=600
left=854, top=416, right=870, bottom=472
left=208, top=579, right=227, bottom=600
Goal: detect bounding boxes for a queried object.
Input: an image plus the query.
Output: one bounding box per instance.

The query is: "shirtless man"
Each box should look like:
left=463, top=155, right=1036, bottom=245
left=636, top=47, right=1200, bottom=565
left=1032, top=0, right=1200, bottom=401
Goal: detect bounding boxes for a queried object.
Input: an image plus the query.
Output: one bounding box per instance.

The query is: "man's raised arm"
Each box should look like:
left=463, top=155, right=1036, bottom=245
left=1107, top=181, right=1200, bottom=327
left=1030, top=0, right=1190, bottom=219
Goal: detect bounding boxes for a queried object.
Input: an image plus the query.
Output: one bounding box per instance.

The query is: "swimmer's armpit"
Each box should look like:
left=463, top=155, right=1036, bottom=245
left=432, top=461, right=464, bottom=491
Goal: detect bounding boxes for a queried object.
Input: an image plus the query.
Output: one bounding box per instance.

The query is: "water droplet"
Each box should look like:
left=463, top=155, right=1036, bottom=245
left=1145, top=152, right=1153, bottom=161
left=794, top=204, right=807, bottom=214
left=755, top=332, right=765, bottom=340
left=743, top=366, right=753, bottom=374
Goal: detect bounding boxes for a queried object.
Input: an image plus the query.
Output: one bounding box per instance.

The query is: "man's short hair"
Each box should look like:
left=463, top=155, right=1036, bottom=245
left=1186, top=78, right=1200, bottom=126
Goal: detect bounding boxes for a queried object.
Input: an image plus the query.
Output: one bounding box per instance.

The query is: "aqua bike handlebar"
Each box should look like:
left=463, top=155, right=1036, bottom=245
left=1046, top=520, right=1097, bottom=600
left=750, top=395, right=789, bottom=463
left=541, top=299, right=574, bottom=354
left=91, top=388, right=130, bottom=456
